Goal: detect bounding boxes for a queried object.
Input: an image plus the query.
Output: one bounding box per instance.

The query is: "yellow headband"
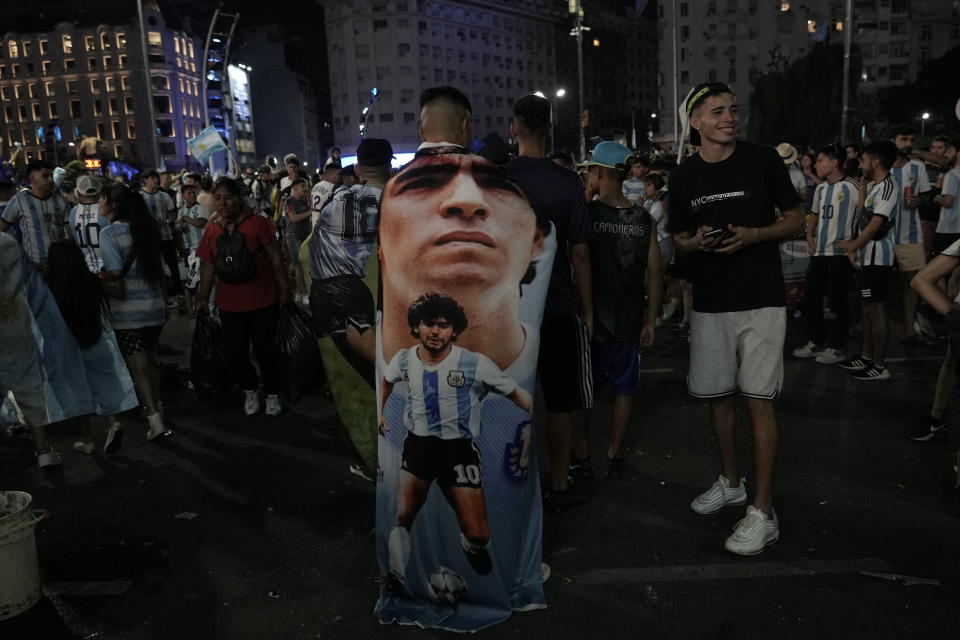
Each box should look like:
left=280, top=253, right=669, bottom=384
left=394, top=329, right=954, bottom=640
left=686, top=87, right=712, bottom=116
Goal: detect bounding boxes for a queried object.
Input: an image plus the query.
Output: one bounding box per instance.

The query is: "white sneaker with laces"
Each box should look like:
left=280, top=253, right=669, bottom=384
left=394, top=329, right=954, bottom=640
left=814, top=348, right=845, bottom=364
left=244, top=389, right=260, bottom=416
left=791, top=341, right=822, bottom=359
left=265, top=394, right=282, bottom=416
left=724, top=505, right=779, bottom=555
left=915, top=314, right=936, bottom=338
left=690, top=474, right=747, bottom=514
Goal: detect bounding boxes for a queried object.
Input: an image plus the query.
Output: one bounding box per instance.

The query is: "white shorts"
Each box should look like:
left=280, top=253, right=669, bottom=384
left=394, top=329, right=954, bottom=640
left=687, top=307, right=786, bottom=400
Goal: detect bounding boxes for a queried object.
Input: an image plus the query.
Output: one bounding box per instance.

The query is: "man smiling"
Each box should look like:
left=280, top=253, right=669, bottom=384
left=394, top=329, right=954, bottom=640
left=670, top=82, right=804, bottom=555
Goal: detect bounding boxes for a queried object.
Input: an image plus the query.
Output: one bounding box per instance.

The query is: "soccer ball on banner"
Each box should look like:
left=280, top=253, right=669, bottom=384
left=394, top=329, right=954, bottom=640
left=428, top=566, right=468, bottom=606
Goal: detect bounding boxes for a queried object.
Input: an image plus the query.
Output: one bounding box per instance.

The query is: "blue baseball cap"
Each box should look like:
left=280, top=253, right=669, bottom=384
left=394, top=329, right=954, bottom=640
left=579, top=141, right=634, bottom=170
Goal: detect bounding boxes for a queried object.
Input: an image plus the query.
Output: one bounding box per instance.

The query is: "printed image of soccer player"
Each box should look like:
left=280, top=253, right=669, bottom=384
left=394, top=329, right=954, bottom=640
left=378, top=293, right=533, bottom=591
left=378, top=148, right=549, bottom=372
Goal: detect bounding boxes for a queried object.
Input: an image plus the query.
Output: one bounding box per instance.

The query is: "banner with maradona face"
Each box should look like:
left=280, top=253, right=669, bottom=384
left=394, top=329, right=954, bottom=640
left=374, top=147, right=556, bottom=631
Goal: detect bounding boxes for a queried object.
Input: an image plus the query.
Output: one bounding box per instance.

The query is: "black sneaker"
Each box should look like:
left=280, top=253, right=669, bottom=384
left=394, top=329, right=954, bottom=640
left=851, top=364, right=890, bottom=381
left=463, top=545, right=492, bottom=576
left=569, top=456, right=594, bottom=480
left=606, top=456, right=625, bottom=479
left=542, top=481, right=591, bottom=514
left=908, top=414, right=946, bottom=442
left=838, top=355, right=873, bottom=371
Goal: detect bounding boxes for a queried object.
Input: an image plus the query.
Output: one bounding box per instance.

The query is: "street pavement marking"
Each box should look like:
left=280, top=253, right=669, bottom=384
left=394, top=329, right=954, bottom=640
left=574, top=557, right=890, bottom=584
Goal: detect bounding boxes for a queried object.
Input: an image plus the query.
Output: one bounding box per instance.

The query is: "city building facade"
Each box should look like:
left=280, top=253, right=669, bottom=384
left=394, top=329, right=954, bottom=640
left=0, top=0, right=208, bottom=173
left=657, top=0, right=960, bottom=146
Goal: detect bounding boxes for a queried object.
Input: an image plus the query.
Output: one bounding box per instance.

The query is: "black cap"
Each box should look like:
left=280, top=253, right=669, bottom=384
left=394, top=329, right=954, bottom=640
left=339, top=163, right=357, bottom=177
left=513, top=94, right=551, bottom=131
left=357, top=138, right=394, bottom=166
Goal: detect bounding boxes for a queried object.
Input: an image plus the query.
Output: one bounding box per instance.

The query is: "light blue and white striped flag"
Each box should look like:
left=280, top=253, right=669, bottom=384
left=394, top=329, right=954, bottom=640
left=187, top=126, right=227, bottom=164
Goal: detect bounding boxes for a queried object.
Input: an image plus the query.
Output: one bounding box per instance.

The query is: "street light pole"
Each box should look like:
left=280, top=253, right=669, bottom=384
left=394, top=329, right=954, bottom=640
left=921, top=112, right=930, bottom=141
left=137, top=0, right=161, bottom=169
left=569, top=0, right=589, bottom=161
left=840, top=0, right=854, bottom=144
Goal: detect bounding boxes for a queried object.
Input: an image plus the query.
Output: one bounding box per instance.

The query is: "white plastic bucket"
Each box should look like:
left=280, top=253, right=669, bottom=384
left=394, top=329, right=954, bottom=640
left=0, top=491, right=47, bottom=621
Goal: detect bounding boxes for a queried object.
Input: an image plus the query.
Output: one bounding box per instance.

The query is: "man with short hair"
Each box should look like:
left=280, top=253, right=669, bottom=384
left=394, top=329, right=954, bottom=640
left=838, top=140, right=901, bottom=381
left=0, top=159, right=70, bottom=270
left=792, top=145, right=859, bottom=364
left=340, top=164, right=359, bottom=188
left=251, top=165, right=275, bottom=217
left=888, top=124, right=932, bottom=342
left=918, top=135, right=951, bottom=258
left=418, top=85, right=473, bottom=149
left=326, top=147, right=342, bottom=168
left=503, top=93, right=594, bottom=510
left=308, top=138, right=393, bottom=384
left=69, top=175, right=109, bottom=273
left=931, top=138, right=960, bottom=257
left=140, top=169, right=182, bottom=295
left=669, top=82, right=804, bottom=556
left=177, top=183, right=209, bottom=316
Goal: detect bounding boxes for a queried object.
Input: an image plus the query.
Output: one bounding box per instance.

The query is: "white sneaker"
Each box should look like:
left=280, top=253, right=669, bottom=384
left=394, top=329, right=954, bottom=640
left=265, top=394, right=282, bottom=416
left=541, top=562, right=551, bottom=583
left=146, top=412, right=172, bottom=440
left=73, top=441, right=95, bottom=455
left=690, top=474, right=747, bottom=514
left=36, top=448, right=63, bottom=468
left=915, top=314, right=936, bottom=338
left=724, top=505, right=779, bottom=555
left=814, top=348, right=845, bottom=364
left=791, top=341, right=822, bottom=359
left=244, top=389, right=260, bottom=416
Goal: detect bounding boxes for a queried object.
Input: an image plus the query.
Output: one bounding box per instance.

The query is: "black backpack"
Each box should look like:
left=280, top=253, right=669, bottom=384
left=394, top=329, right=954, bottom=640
left=215, top=215, right=259, bottom=283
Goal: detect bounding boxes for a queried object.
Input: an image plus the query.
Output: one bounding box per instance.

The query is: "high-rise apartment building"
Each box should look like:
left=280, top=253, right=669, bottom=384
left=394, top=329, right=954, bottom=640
left=0, top=0, right=209, bottom=172
left=657, top=0, right=960, bottom=144
left=322, top=0, right=563, bottom=155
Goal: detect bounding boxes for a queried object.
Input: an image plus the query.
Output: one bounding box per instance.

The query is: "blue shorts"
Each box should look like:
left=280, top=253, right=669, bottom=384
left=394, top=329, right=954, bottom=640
left=592, top=340, right=640, bottom=396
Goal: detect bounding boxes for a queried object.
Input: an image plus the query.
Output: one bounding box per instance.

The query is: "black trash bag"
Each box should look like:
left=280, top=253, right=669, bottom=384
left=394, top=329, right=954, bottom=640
left=190, top=312, right=233, bottom=402
left=277, top=303, right=323, bottom=403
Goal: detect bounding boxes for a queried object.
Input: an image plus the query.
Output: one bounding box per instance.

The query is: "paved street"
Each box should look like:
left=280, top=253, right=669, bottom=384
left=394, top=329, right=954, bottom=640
left=2, top=306, right=959, bottom=639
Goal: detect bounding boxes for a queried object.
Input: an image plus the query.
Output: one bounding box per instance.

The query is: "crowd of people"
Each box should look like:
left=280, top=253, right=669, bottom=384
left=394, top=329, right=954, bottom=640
left=1, top=81, right=958, bottom=567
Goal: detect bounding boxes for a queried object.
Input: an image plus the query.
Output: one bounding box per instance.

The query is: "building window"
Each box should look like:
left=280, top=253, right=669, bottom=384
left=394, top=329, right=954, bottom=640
left=101, top=33, right=112, bottom=50
left=42, top=60, right=51, bottom=75
left=127, top=121, right=136, bottom=137
left=31, top=104, right=40, bottom=120
left=103, top=56, right=111, bottom=69
left=148, top=32, right=162, bottom=47
left=153, top=95, right=171, bottom=113
left=380, top=113, right=394, bottom=122
left=22, top=41, right=32, bottom=57
left=8, top=41, right=19, bottom=58
left=680, top=25, right=690, bottom=41
left=151, top=75, right=169, bottom=90
left=111, top=121, right=120, bottom=139
left=62, top=35, right=73, bottom=54
left=96, top=122, right=105, bottom=139
left=94, top=99, right=102, bottom=116
left=90, top=78, right=99, bottom=93
left=64, top=58, right=76, bottom=70
left=43, top=81, right=53, bottom=96
left=18, top=105, right=27, bottom=122
left=0, top=86, right=6, bottom=100
left=404, top=112, right=415, bottom=123
left=117, top=33, right=127, bottom=49
left=2, top=105, right=11, bottom=123
left=27, top=83, right=36, bottom=98
left=88, top=57, right=97, bottom=71
left=680, top=2, right=688, bottom=16
left=187, top=41, right=194, bottom=58
left=108, top=97, right=117, bottom=115
left=48, top=102, right=57, bottom=118
left=105, top=77, right=115, bottom=91
left=14, top=85, right=22, bottom=99
left=155, top=119, right=174, bottom=137
left=124, top=96, right=134, bottom=113
left=121, top=75, right=130, bottom=90
left=681, top=69, right=689, bottom=84
left=39, top=39, right=48, bottom=54
left=65, top=79, right=76, bottom=94
left=118, top=54, right=127, bottom=68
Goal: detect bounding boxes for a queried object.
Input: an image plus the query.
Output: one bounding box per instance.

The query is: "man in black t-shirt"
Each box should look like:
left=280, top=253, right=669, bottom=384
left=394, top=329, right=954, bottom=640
left=583, top=141, right=662, bottom=480
left=503, top=94, right=594, bottom=511
left=669, top=82, right=804, bottom=556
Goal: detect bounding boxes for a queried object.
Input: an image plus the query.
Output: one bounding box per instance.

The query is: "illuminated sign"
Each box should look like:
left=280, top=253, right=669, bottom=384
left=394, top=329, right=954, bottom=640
left=83, top=158, right=101, bottom=169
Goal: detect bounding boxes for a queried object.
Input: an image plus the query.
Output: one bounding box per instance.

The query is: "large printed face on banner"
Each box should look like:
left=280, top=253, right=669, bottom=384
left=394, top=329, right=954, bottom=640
left=375, top=149, right=554, bottom=628
left=379, top=150, right=546, bottom=371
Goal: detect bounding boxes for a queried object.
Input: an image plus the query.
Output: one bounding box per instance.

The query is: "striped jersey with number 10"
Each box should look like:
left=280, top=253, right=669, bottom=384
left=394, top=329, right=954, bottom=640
left=383, top=344, right=518, bottom=440
left=309, top=184, right=381, bottom=281
left=69, top=202, right=109, bottom=273
left=810, top=178, right=858, bottom=256
left=0, top=191, right=70, bottom=265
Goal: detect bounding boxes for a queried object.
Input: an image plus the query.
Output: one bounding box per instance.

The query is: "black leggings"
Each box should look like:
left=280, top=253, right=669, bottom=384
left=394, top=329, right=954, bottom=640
left=161, top=239, right=183, bottom=294
left=219, top=304, right=280, bottom=394
left=802, top=255, right=853, bottom=349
